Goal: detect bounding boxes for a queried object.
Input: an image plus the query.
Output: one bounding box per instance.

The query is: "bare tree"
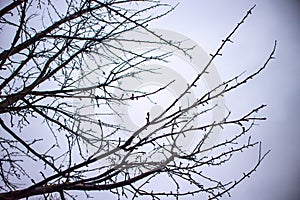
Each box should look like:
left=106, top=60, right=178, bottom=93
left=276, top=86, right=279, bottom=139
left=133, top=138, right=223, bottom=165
left=0, top=1, right=276, bottom=199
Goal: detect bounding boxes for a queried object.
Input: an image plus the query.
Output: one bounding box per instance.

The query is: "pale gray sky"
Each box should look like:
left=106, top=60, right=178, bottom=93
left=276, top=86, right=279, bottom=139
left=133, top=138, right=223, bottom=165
left=91, top=1, right=300, bottom=199
left=1, top=1, right=299, bottom=199
left=150, top=1, right=300, bottom=200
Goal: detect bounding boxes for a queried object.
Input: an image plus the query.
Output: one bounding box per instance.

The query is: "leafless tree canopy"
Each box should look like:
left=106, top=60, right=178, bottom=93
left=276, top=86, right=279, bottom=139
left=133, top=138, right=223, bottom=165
left=0, top=0, right=276, bottom=199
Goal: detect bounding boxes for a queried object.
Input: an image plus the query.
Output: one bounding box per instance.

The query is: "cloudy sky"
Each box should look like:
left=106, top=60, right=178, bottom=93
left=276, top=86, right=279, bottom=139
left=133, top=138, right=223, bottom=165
left=92, top=1, right=300, bottom=199
left=1, top=1, right=299, bottom=199
left=149, top=1, right=300, bottom=199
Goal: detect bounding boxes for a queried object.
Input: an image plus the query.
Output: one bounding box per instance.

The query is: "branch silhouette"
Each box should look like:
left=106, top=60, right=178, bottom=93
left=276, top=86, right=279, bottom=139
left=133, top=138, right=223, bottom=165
left=0, top=1, right=276, bottom=199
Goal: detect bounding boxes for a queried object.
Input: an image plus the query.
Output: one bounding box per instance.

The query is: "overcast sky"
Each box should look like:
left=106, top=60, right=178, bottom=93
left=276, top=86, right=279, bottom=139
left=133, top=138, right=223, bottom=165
left=90, top=1, right=300, bottom=199
left=149, top=1, right=300, bottom=200
left=1, top=1, right=299, bottom=200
